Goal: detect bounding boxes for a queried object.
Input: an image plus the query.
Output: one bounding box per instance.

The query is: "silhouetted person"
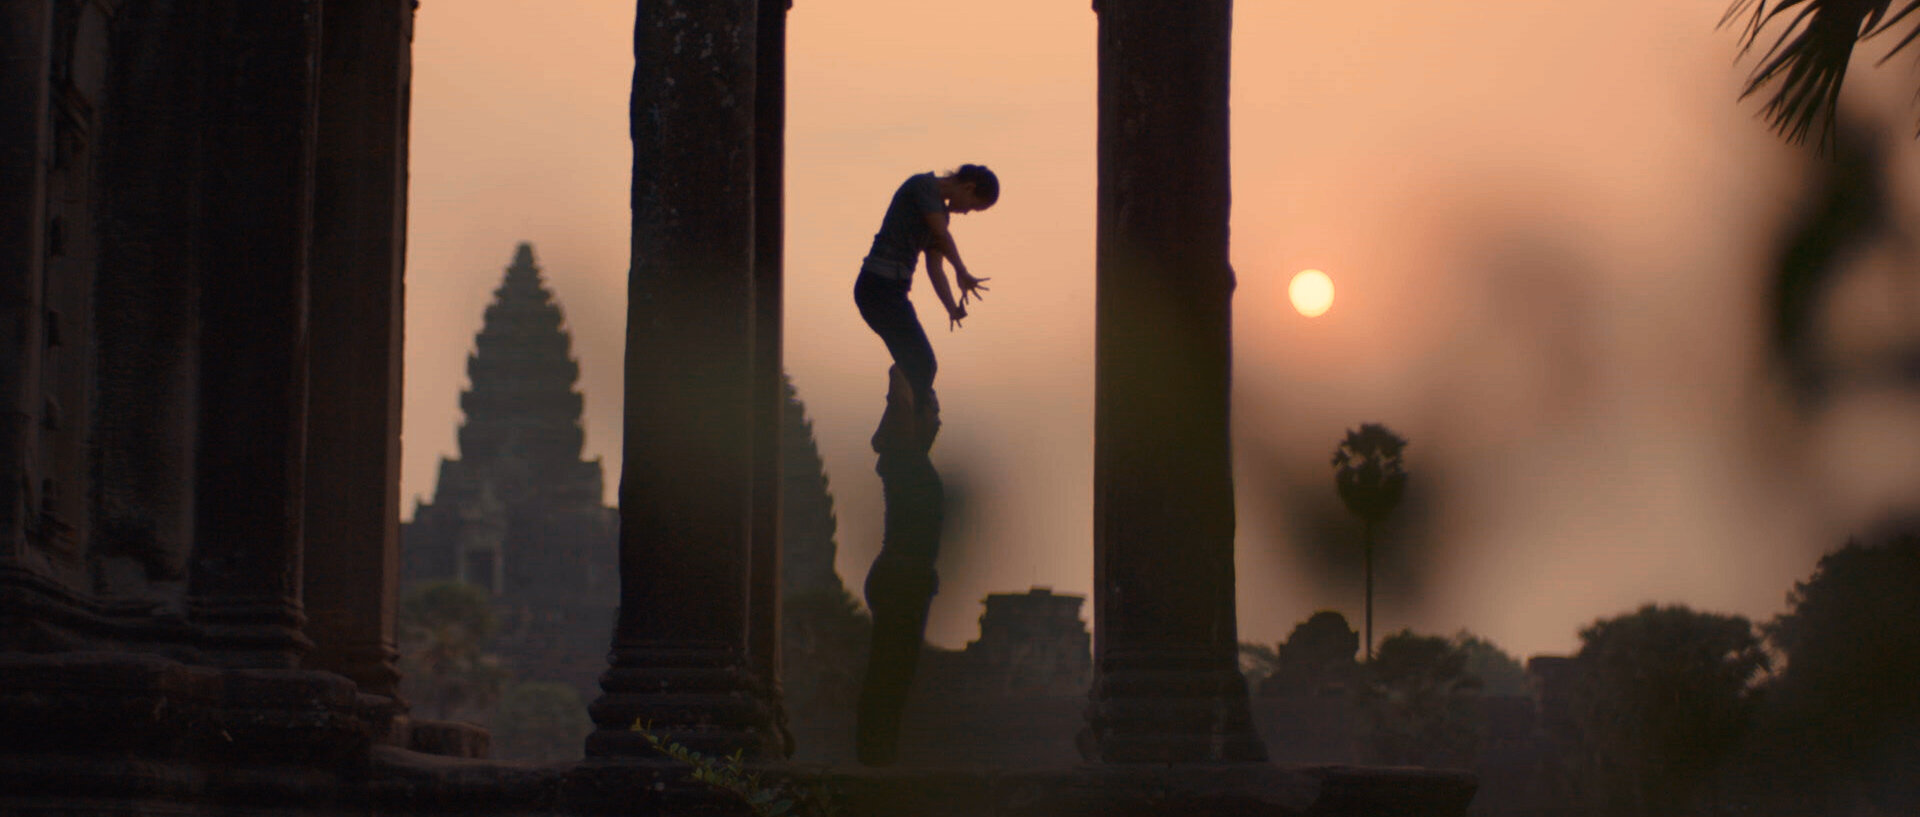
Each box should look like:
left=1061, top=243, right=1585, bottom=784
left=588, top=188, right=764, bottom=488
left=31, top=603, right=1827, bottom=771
left=853, top=164, right=997, bottom=448
left=853, top=164, right=998, bottom=766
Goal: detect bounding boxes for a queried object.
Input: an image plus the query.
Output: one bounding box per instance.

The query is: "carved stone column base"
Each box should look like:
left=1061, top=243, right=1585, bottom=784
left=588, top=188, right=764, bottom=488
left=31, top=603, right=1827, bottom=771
left=586, top=646, right=782, bottom=760
left=191, top=598, right=314, bottom=669
left=0, top=565, right=200, bottom=654
left=1084, top=649, right=1268, bottom=763
left=0, top=652, right=371, bottom=814
left=307, top=640, right=404, bottom=702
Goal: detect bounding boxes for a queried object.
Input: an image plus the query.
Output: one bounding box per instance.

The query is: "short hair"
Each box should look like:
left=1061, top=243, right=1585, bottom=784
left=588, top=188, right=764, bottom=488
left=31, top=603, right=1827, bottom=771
left=952, top=164, right=999, bottom=206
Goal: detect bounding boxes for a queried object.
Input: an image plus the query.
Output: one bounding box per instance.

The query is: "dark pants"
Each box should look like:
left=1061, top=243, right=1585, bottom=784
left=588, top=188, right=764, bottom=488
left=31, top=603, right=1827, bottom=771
left=854, top=272, right=936, bottom=409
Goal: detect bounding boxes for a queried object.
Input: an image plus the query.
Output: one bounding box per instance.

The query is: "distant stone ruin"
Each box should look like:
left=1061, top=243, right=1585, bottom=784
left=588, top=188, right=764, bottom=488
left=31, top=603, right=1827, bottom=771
left=401, top=243, right=620, bottom=705
left=960, top=588, right=1093, bottom=697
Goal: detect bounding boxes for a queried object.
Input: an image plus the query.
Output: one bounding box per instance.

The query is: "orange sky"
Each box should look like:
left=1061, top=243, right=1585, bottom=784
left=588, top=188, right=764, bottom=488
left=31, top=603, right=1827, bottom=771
left=403, top=0, right=1920, bottom=660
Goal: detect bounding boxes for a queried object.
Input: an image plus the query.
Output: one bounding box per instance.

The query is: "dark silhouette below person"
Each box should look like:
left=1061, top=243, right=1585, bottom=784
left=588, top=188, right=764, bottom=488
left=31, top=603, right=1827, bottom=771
left=852, top=165, right=997, bottom=766
left=855, top=367, right=945, bottom=767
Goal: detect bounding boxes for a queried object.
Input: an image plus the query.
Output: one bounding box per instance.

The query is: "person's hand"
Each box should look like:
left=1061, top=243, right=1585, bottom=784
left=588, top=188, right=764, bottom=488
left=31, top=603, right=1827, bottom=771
left=957, top=270, right=991, bottom=307
left=947, top=303, right=967, bottom=331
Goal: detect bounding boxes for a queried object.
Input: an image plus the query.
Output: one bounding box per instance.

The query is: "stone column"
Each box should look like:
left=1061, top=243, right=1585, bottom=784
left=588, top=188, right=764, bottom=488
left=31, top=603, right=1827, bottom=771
left=0, top=0, right=51, bottom=562
left=587, top=0, right=780, bottom=759
left=302, top=0, right=414, bottom=705
left=1084, top=0, right=1267, bottom=763
left=187, top=1, right=323, bottom=669
left=85, top=1, right=205, bottom=615
left=748, top=0, right=791, bottom=756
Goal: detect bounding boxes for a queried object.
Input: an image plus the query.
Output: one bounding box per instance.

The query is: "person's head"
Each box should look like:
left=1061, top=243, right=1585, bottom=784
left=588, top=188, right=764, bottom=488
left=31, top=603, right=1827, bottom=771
left=945, top=164, right=999, bottom=214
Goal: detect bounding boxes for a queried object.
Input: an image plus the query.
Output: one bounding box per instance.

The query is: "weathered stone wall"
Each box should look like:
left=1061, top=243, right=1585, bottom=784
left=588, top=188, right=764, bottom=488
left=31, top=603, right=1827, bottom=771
left=0, top=4, right=432, bottom=814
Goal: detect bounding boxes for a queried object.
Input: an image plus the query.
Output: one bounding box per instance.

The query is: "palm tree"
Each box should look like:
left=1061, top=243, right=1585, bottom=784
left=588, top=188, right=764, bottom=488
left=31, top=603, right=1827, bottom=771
left=1331, top=423, right=1408, bottom=661
left=1724, top=0, right=1920, bottom=149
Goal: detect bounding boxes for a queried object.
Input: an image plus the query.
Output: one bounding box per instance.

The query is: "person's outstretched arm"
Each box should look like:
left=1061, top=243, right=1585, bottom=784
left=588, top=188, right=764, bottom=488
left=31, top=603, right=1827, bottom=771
left=924, top=246, right=966, bottom=330
left=924, top=211, right=989, bottom=306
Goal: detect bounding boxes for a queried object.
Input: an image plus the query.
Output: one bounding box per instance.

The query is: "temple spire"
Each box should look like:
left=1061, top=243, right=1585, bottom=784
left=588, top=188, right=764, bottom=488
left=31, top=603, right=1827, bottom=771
left=455, top=243, right=593, bottom=497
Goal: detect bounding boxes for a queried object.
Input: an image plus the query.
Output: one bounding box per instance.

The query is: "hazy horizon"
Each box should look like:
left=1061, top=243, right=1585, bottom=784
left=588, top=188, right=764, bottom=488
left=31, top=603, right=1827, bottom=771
left=402, top=0, right=1920, bottom=661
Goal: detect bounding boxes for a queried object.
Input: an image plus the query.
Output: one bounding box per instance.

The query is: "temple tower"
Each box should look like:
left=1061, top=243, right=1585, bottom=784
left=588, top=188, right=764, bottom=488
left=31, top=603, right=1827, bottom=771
left=403, top=243, right=619, bottom=701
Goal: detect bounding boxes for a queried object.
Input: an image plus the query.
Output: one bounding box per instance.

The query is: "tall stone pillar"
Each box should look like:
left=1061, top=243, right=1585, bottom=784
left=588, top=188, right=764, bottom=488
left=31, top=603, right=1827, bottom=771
left=0, top=0, right=51, bottom=563
left=1084, top=0, right=1267, bottom=762
left=302, top=0, right=414, bottom=705
left=748, top=0, right=792, bottom=756
left=587, top=0, right=780, bottom=759
left=187, top=1, right=323, bottom=669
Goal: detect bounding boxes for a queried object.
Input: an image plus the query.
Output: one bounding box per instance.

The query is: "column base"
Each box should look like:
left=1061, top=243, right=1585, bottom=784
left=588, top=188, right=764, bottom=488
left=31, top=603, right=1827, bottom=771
left=306, top=639, right=404, bottom=701
left=0, top=564, right=200, bottom=654
left=586, top=645, right=783, bottom=760
left=191, top=597, right=313, bottom=669
left=0, top=651, right=371, bottom=814
left=1084, top=649, right=1269, bottom=763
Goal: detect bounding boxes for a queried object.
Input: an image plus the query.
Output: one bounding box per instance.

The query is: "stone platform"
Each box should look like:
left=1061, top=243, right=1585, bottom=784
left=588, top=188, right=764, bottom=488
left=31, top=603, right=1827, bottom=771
left=0, top=652, right=1472, bottom=817
left=380, top=753, right=1474, bottom=817
left=785, top=763, right=1476, bottom=817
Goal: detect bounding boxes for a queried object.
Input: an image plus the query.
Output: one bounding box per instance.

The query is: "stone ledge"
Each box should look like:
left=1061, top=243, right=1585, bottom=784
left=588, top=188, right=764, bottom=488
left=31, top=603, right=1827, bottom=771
left=796, top=763, right=1474, bottom=817
left=405, top=718, right=492, bottom=759
left=0, top=749, right=1473, bottom=817
left=366, top=745, right=566, bottom=814
left=0, top=654, right=1474, bottom=817
left=556, top=759, right=1473, bottom=817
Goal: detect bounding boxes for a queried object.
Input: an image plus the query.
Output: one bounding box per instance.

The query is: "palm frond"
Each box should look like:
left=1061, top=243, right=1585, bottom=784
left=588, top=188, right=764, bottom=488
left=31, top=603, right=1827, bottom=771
left=1724, top=0, right=1887, bottom=149
left=1866, top=0, right=1920, bottom=56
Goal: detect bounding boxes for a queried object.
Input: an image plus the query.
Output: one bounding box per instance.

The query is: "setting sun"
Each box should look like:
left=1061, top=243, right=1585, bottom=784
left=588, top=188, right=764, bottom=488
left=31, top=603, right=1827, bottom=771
left=1288, top=269, right=1334, bottom=317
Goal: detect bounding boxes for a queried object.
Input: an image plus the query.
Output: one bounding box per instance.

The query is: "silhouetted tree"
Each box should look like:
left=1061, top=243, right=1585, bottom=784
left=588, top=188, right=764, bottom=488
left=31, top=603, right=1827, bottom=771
left=1455, top=632, right=1530, bottom=697
left=1257, top=611, right=1362, bottom=697
left=490, top=681, right=592, bottom=763
left=1724, top=0, right=1920, bottom=149
left=1332, top=423, right=1407, bottom=660
left=1563, top=605, right=1770, bottom=817
left=1748, top=533, right=1920, bottom=813
left=1359, top=630, right=1482, bottom=769
left=398, top=579, right=508, bottom=722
